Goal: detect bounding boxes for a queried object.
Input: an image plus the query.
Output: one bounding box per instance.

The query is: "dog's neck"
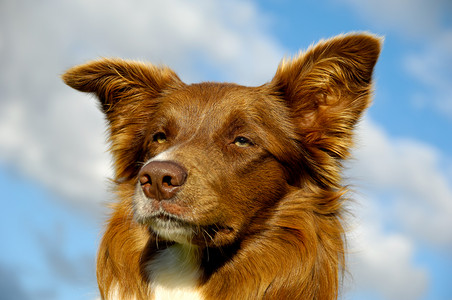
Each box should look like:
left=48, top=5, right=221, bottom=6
left=145, top=243, right=203, bottom=300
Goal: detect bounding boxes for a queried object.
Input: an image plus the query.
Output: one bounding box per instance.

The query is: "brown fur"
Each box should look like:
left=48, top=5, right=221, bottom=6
left=62, top=33, right=381, bottom=299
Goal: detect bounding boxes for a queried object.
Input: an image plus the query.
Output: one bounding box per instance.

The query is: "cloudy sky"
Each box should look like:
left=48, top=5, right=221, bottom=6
left=1, top=0, right=451, bottom=299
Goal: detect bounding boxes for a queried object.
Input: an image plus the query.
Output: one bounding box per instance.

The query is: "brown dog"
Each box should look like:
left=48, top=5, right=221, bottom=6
left=63, top=33, right=381, bottom=300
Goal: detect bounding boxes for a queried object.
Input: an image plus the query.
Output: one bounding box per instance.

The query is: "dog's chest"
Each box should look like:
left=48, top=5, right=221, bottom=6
left=147, top=244, right=202, bottom=300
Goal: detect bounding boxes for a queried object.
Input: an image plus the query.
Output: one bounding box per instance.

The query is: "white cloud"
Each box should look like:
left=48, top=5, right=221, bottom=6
left=340, top=116, right=452, bottom=298
left=345, top=198, right=429, bottom=300
left=0, top=91, right=112, bottom=214
left=347, top=118, right=452, bottom=248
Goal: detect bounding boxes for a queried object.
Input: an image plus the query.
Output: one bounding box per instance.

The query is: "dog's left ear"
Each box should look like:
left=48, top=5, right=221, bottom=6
left=271, top=33, right=382, bottom=160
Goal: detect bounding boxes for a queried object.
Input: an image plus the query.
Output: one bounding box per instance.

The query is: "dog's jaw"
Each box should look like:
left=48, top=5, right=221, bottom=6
left=147, top=213, right=196, bottom=245
left=133, top=186, right=196, bottom=245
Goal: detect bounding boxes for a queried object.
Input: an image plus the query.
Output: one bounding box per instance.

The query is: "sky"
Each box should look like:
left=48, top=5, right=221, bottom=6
left=0, top=0, right=451, bottom=299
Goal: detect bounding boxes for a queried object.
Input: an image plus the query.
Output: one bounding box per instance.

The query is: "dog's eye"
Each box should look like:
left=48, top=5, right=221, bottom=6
left=153, top=132, right=167, bottom=144
left=233, top=136, right=253, bottom=148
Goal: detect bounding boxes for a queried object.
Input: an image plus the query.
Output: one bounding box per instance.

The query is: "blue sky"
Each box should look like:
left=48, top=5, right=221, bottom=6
left=0, top=0, right=451, bottom=299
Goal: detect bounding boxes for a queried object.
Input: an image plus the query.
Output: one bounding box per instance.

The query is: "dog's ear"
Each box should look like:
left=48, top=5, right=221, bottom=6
left=62, top=58, right=182, bottom=118
left=271, top=33, right=382, bottom=160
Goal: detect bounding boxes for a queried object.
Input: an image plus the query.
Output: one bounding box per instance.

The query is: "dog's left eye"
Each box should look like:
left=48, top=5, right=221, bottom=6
left=233, top=136, right=253, bottom=148
left=153, top=132, right=167, bottom=144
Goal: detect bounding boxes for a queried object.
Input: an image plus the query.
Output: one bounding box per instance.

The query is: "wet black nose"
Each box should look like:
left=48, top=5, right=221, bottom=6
left=138, top=161, right=187, bottom=200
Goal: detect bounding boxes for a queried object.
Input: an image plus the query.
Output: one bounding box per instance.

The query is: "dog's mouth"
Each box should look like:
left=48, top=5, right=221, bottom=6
left=142, top=212, right=193, bottom=243
left=154, top=212, right=184, bottom=224
left=140, top=212, right=235, bottom=246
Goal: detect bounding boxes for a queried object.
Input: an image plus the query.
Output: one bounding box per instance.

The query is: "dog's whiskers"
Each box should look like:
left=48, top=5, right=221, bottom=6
left=201, top=227, right=211, bottom=262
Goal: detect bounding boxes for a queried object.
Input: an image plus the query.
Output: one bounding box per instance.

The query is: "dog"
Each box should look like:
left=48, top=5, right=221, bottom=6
left=63, top=33, right=381, bottom=300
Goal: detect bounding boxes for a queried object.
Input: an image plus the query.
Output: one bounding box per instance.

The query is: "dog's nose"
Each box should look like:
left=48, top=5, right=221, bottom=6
left=138, top=161, right=187, bottom=200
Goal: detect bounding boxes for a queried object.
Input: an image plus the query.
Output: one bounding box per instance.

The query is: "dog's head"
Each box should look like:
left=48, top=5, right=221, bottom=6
left=63, top=33, right=381, bottom=248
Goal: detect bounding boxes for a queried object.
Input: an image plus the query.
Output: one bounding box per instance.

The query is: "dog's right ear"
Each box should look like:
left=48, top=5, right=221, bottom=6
left=62, top=58, right=182, bottom=118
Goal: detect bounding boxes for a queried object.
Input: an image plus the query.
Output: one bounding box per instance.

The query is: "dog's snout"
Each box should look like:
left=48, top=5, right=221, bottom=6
left=139, top=161, right=187, bottom=200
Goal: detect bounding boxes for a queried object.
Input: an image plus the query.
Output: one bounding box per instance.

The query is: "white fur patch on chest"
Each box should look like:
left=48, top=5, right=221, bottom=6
left=147, top=244, right=203, bottom=300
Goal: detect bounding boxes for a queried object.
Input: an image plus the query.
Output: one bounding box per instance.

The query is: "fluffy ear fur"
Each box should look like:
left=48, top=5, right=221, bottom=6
left=62, top=58, right=182, bottom=116
left=271, top=33, right=382, bottom=187
left=62, top=58, right=183, bottom=180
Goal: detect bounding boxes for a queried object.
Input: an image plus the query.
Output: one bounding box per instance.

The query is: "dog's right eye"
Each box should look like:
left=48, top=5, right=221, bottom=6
left=233, top=136, right=253, bottom=148
left=153, top=132, right=167, bottom=144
